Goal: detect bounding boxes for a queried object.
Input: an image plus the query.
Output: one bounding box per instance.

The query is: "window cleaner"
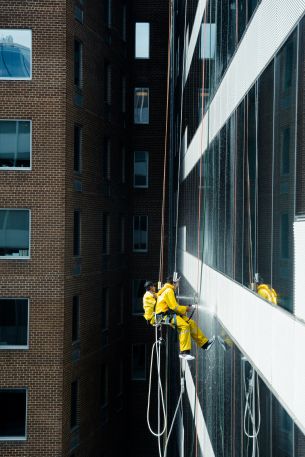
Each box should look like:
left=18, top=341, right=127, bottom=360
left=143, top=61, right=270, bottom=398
left=154, top=275, right=215, bottom=360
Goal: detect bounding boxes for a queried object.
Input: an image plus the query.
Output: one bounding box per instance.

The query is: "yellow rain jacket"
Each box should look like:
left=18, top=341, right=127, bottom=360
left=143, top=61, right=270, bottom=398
left=155, top=283, right=188, bottom=315
left=143, top=291, right=157, bottom=324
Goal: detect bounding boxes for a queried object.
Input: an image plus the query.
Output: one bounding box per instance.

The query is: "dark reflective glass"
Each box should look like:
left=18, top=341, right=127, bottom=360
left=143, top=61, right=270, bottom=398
left=272, top=394, right=294, bottom=457
left=272, top=29, right=297, bottom=312
left=0, top=390, right=26, bottom=437
left=0, top=299, right=28, bottom=346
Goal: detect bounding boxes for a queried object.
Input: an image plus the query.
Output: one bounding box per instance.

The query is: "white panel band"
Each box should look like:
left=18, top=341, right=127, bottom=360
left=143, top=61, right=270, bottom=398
left=185, top=0, right=207, bottom=82
left=184, top=362, right=215, bottom=457
left=182, top=0, right=305, bottom=180
left=179, top=249, right=305, bottom=434
left=294, top=220, right=305, bottom=322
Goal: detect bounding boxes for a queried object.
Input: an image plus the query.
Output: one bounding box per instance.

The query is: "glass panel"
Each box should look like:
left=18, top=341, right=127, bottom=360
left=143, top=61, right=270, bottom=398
left=272, top=394, right=294, bottom=457
left=132, top=344, right=146, bottom=380
left=70, top=381, right=78, bottom=429
left=74, top=40, right=82, bottom=88
left=0, top=209, right=30, bottom=257
left=134, top=88, right=149, bottom=124
left=0, top=299, right=28, bottom=346
left=296, top=16, right=305, bottom=216
left=72, top=296, right=79, bottom=343
left=101, top=288, right=109, bottom=330
left=235, top=100, right=245, bottom=283
left=73, top=211, right=81, bottom=256
left=0, top=121, right=30, bottom=168
left=102, top=213, right=109, bottom=254
left=133, top=216, right=147, bottom=251
left=0, top=390, right=26, bottom=438
left=73, top=125, right=82, bottom=173
left=257, top=61, right=274, bottom=287
left=135, top=23, right=150, bottom=58
left=272, top=30, right=297, bottom=312
left=132, top=279, right=145, bottom=314
left=100, top=365, right=108, bottom=406
left=134, top=151, right=148, bottom=187
left=0, top=30, right=31, bottom=78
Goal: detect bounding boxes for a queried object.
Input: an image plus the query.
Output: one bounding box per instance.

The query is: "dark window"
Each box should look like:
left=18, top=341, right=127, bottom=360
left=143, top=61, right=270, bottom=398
left=0, top=121, right=31, bottom=168
left=134, top=88, right=149, bottom=124
left=132, top=279, right=145, bottom=314
left=74, top=40, right=82, bottom=88
left=73, top=210, right=81, bottom=256
left=103, top=138, right=110, bottom=180
left=133, top=216, right=148, bottom=251
left=70, top=380, right=78, bottom=429
left=134, top=151, right=148, bottom=187
left=104, top=0, right=111, bottom=27
left=102, top=213, right=110, bottom=254
left=0, top=209, right=30, bottom=258
left=281, top=214, right=289, bottom=259
left=281, top=128, right=290, bottom=175
left=101, top=288, right=109, bottom=330
left=0, top=389, right=26, bottom=438
left=74, top=125, right=82, bottom=173
left=132, top=344, right=146, bottom=380
left=74, top=1, right=84, bottom=23
left=72, top=296, right=80, bottom=343
left=100, top=364, right=108, bottom=406
left=0, top=299, right=28, bottom=347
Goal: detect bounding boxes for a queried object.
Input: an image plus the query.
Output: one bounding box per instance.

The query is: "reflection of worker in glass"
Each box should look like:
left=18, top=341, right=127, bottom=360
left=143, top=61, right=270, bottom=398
left=143, top=280, right=157, bottom=325
left=156, top=276, right=215, bottom=360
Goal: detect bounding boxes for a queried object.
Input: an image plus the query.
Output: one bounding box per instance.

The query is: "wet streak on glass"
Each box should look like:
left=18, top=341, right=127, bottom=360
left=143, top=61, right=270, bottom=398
left=272, top=29, right=297, bottom=312
left=218, top=126, right=226, bottom=273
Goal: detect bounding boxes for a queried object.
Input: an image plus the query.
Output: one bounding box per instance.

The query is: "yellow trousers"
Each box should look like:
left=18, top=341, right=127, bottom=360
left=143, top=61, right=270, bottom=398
left=172, top=315, right=208, bottom=352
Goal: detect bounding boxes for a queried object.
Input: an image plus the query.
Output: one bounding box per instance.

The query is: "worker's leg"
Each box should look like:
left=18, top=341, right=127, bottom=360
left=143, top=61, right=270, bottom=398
left=174, top=315, right=191, bottom=351
left=182, top=316, right=208, bottom=347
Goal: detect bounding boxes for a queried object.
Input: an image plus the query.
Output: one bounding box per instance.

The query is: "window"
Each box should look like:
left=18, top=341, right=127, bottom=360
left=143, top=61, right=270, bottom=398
left=0, top=209, right=30, bottom=258
left=122, top=76, right=126, bottom=113
left=135, top=23, right=150, bottom=58
left=132, top=344, right=146, bottom=380
left=0, top=389, right=27, bottom=440
left=134, top=88, right=149, bottom=124
left=73, top=210, right=81, bottom=256
left=281, top=214, right=289, bottom=259
left=102, top=213, right=110, bottom=254
left=0, top=29, right=31, bottom=79
left=74, top=125, right=82, bottom=173
left=72, top=296, right=80, bottom=343
left=101, top=288, right=109, bottom=331
left=122, top=5, right=127, bottom=41
left=133, top=215, right=148, bottom=251
left=118, top=286, right=124, bottom=324
left=100, top=364, right=108, bottom=407
left=74, top=40, right=82, bottom=88
left=134, top=151, right=148, bottom=188
left=0, top=299, right=28, bottom=348
left=70, top=380, right=79, bottom=430
left=120, top=216, right=125, bottom=253
left=74, top=1, right=84, bottom=23
left=104, top=62, right=111, bottom=105
left=0, top=120, right=31, bottom=169
left=132, top=279, right=146, bottom=314
left=103, top=138, right=111, bottom=180
left=104, top=0, right=112, bottom=28
left=121, top=147, right=126, bottom=183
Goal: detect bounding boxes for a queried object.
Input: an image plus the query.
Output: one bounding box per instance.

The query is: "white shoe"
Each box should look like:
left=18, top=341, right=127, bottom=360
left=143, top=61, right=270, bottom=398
left=179, top=353, right=195, bottom=360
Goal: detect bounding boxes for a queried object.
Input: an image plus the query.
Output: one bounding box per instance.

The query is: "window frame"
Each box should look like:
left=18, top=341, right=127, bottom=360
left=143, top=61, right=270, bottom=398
left=0, top=29, right=32, bottom=81
left=135, top=23, right=150, bottom=59
left=133, top=215, right=148, bottom=252
left=70, top=379, right=79, bottom=431
left=0, top=119, right=32, bottom=171
left=0, top=298, right=29, bottom=350
left=133, top=151, right=149, bottom=188
left=73, top=125, right=82, bottom=174
left=134, top=88, right=149, bottom=124
left=0, top=209, right=31, bottom=259
left=0, top=388, right=28, bottom=441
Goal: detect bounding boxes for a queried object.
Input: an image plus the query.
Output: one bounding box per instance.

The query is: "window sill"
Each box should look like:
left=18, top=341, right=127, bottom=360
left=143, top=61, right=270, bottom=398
left=0, top=167, right=31, bottom=171
left=0, top=345, right=28, bottom=350
left=0, top=256, right=30, bottom=260
left=0, top=436, right=27, bottom=441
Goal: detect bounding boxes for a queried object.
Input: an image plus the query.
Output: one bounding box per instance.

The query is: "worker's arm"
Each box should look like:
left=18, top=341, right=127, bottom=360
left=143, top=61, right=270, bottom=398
left=166, top=288, right=188, bottom=315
